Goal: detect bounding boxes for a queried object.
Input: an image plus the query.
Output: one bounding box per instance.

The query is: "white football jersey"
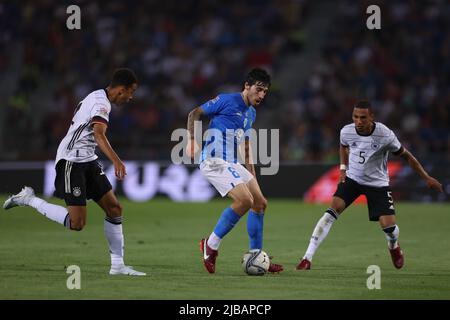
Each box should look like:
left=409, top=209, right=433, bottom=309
left=55, top=89, right=111, bottom=165
left=340, top=122, right=402, bottom=187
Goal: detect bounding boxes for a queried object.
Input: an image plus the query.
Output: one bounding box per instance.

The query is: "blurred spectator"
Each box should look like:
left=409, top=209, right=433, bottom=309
left=1, top=1, right=448, bottom=164
left=0, top=0, right=308, bottom=160
left=283, top=0, right=450, bottom=162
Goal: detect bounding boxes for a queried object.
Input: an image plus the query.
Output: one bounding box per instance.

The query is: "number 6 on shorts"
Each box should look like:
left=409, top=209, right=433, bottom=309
left=227, top=166, right=241, bottom=178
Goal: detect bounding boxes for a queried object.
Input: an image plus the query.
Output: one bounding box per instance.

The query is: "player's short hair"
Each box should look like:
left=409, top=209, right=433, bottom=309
left=110, top=68, right=138, bottom=88
left=354, top=100, right=372, bottom=110
left=244, top=68, right=271, bottom=88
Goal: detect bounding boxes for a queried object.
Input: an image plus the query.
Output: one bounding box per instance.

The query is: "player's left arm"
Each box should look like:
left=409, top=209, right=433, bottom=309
left=243, top=138, right=256, bottom=177
left=395, top=147, right=443, bottom=192
left=93, top=122, right=126, bottom=180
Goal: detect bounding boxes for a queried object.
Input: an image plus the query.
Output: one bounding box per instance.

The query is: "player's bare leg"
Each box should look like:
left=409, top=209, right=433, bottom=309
left=96, top=190, right=146, bottom=276
left=228, top=183, right=254, bottom=215
left=201, top=183, right=253, bottom=273
left=379, top=215, right=404, bottom=269
left=246, top=178, right=283, bottom=273
left=297, top=196, right=346, bottom=270
left=66, top=206, right=87, bottom=230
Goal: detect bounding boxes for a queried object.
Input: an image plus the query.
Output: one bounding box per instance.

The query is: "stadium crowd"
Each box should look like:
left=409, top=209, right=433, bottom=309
left=1, top=1, right=448, bottom=163
left=281, top=1, right=450, bottom=162
left=0, top=0, right=307, bottom=160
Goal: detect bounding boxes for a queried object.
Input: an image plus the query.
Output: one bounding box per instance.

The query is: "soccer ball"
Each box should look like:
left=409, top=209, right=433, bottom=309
left=242, top=250, right=270, bottom=276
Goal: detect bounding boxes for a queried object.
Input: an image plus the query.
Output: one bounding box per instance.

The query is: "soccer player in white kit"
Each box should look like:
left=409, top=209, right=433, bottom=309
left=296, top=100, right=443, bottom=270
left=3, top=68, right=146, bottom=276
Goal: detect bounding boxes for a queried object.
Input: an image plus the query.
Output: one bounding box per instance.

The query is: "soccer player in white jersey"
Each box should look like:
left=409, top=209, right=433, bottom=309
left=296, top=100, right=443, bottom=270
left=3, top=68, right=145, bottom=276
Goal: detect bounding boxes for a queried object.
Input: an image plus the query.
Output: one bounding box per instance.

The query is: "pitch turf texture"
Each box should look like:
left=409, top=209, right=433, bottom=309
left=0, top=197, right=449, bottom=300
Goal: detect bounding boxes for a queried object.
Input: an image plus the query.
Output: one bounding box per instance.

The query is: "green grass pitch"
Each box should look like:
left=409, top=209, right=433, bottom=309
left=0, top=196, right=449, bottom=299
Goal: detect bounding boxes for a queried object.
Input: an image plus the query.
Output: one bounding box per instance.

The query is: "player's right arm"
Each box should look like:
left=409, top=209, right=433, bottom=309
left=339, top=144, right=349, bottom=183
left=187, top=95, right=225, bottom=159
left=93, top=122, right=126, bottom=180
left=186, top=107, right=204, bottom=159
left=339, top=127, right=350, bottom=183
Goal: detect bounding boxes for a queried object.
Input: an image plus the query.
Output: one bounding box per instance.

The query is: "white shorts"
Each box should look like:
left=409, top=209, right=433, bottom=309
left=200, top=158, right=254, bottom=197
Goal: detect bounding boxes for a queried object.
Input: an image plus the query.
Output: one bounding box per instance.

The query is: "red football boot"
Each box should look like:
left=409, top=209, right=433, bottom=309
left=389, top=244, right=404, bottom=269
left=268, top=261, right=284, bottom=273
left=200, top=238, right=218, bottom=274
left=296, top=258, right=311, bottom=270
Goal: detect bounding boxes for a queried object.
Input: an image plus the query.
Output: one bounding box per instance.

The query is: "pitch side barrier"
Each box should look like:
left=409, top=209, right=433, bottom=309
left=0, top=161, right=448, bottom=202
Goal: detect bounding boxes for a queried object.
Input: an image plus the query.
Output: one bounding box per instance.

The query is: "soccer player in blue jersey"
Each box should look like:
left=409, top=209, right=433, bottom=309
left=186, top=68, right=283, bottom=274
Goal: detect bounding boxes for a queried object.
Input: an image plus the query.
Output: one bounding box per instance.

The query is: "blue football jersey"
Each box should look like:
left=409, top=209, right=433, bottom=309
left=200, top=93, right=256, bottom=163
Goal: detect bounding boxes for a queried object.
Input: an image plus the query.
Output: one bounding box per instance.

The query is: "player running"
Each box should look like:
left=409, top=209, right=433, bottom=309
left=186, top=68, right=283, bottom=274
left=3, top=68, right=146, bottom=276
left=296, top=100, right=443, bottom=270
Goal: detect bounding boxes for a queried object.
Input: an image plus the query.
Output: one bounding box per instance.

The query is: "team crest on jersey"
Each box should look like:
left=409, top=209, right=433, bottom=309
left=372, top=142, right=380, bottom=150
left=73, top=187, right=81, bottom=197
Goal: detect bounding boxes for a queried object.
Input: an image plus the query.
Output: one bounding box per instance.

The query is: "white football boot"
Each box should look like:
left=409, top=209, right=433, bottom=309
left=109, top=265, right=146, bottom=276
left=3, top=186, right=35, bottom=210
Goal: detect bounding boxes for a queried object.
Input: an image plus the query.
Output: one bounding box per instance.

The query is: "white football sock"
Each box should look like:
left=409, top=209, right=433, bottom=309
left=28, top=197, right=69, bottom=227
left=104, top=217, right=125, bottom=267
left=383, top=225, right=399, bottom=249
left=304, top=210, right=337, bottom=261
left=207, top=232, right=222, bottom=250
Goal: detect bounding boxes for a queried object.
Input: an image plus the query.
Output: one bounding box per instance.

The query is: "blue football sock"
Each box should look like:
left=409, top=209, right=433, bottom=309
left=213, top=207, right=241, bottom=238
left=247, top=210, right=264, bottom=250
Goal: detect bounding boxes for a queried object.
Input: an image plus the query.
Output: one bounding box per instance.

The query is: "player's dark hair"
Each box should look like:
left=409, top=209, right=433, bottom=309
left=354, top=100, right=372, bottom=110
left=244, top=68, right=271, bottom=88
left=110, top=68, right=138, bottom=88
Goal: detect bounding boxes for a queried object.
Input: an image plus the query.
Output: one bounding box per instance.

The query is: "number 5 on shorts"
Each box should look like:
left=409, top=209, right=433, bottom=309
left=387, top=191, right=394, bottom=203
left=227, top=166, right=240, bottom=178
